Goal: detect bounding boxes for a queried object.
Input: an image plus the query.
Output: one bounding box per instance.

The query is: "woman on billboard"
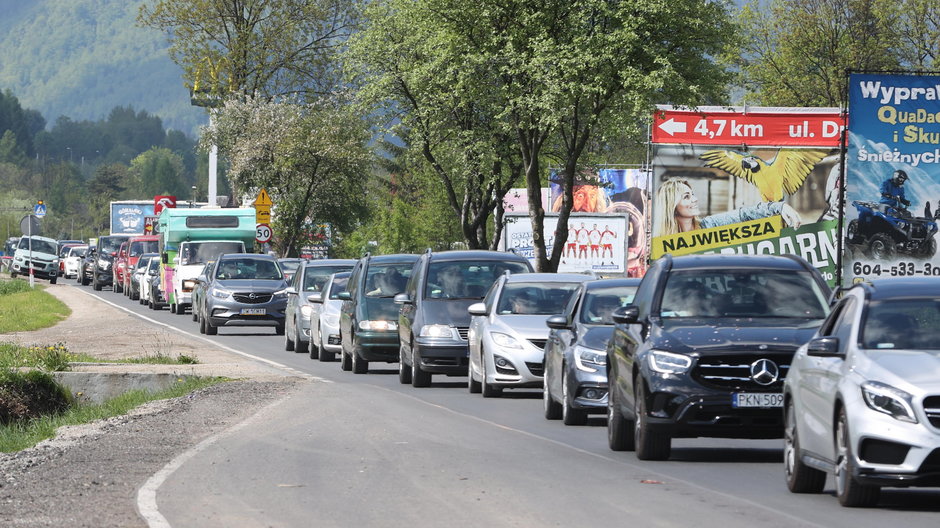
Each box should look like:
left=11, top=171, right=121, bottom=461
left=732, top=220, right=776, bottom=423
left=654, top=178, right=803, bottom=237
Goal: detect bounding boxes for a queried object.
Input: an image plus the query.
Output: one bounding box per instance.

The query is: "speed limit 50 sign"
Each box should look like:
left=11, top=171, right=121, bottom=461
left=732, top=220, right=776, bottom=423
left=255, top=224, right=272, bottom=244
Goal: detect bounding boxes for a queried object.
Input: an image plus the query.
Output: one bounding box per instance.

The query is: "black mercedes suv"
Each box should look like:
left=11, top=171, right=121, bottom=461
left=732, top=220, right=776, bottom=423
left=606, top=254, right=830, bottom=460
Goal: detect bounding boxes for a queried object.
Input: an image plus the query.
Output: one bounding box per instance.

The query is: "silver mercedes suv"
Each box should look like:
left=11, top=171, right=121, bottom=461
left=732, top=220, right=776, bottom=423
left=784, top=278, right=940, bottom=507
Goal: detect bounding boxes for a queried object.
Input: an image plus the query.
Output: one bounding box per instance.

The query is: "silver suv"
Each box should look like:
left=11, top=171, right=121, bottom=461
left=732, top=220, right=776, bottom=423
left=784, top=278, right=940, bottom=507
left=202, top=253, right=289, bottom=336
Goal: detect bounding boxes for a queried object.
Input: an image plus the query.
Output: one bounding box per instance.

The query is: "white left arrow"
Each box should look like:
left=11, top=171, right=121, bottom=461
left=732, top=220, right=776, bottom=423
left=658, top=118, right=687, bottom=136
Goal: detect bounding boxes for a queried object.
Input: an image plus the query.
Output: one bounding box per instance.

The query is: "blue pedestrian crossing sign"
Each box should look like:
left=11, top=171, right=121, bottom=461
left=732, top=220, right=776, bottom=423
left=33, top=201, right=47, bottom=218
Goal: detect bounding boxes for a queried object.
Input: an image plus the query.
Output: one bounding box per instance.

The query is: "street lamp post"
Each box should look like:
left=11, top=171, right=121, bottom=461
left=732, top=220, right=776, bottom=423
left=66, top=147, right=72, bottom=163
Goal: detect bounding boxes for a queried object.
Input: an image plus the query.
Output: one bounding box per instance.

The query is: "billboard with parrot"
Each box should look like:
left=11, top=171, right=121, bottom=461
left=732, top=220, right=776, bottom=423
left=650, top=106, right=845, bottom=286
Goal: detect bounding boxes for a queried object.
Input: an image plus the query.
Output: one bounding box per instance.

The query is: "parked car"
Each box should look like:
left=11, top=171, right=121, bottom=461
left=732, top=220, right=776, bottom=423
left=606, top=254, right=830, bottom=460
left=284, top=259, right=356, bottom=355
left=339, top=253, right=420, bottom=374
left=120, top=235, right=160, bottom=296
left=467, top=272, right=592, bottom=398
left=395, top=250, right=533, bottom=387
left=191, top=260, right=217, bottom=324
left=128, top=253, right=158, bottom=301
left=784, top=278, right=940, bottom=507
left=92, top=235, right=130, bottom=291
left=307, top=272, right=351, bottom=362
left=277, top=257, right=304, bottom=284
left=201, top=253, right=289, bottom=335
left=10, top=235, right=60, bottom=283
left=139, top=255, right=162, bottom=306
left=543, top=278, right=640, bottom=425
left=63, top=245, right=88, bottom=280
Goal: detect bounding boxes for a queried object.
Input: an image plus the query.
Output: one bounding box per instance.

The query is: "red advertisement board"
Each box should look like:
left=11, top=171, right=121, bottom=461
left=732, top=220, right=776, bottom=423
left=652, top=106, right=844, bottom=147
left=154, top=195, right=177, bottom=215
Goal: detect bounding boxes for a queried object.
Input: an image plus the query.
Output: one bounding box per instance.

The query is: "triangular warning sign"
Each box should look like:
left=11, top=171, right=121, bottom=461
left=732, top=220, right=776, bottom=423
left=254, top=188, right=273, bottom=206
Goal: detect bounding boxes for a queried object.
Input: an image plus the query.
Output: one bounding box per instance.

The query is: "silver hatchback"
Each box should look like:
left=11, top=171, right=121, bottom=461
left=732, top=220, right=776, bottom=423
left=203, top=254, right=289, bottom=336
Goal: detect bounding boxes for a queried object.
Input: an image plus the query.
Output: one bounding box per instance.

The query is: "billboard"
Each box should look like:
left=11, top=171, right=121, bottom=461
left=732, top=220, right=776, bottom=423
left=844, top=73, right=940, bottom=283
left=651, top=106, right=844, bottom=285
left=110, top=202, right=155, bottom=235
left=503, top=213, right=629, bottom=274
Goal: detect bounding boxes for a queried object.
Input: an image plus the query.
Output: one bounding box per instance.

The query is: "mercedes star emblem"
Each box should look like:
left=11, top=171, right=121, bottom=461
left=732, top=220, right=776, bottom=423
left=749, top=358, right=779, bottom=386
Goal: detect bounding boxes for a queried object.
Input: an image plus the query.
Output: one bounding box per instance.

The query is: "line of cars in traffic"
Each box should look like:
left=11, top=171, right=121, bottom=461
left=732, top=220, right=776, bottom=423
left=62, top=241, right=940, bottom=509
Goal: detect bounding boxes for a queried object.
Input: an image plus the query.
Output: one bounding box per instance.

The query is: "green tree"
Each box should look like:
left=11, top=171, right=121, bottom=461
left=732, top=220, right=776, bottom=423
left=129, top=147, right=187, bottom=197
left=736, top=0, right=906, bottom=106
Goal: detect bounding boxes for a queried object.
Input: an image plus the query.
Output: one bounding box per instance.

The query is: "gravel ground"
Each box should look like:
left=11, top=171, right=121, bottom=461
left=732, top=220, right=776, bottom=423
left=0, top=282, right=311, bottom=526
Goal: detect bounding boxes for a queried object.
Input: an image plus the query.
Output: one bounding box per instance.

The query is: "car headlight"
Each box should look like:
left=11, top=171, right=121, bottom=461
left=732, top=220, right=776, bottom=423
left=648, top=349, right=692, bottom=374
left=210, top=288, right=231, bottom=300
left=323, top=314, right=340, bottom=327
left=182, top=279, right=197, bottom=291
left=419, top=324, right=454, bottom=338
left=359, top=320, right=398, bottom=331
left=300, top=305, right=314, bottom=317
left=98, top=258, right=109, bottom=267
left=490, top=332, right=522, bottom=349
left=574, top=346, right=607, bottom=372
left=861, top=381, right=917, bottom=423
left=273, top=290, right=288, bottom=299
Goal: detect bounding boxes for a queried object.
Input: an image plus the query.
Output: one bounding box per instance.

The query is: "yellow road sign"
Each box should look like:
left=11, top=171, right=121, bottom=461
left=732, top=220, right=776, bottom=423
left=255, top=206, right=271, bottom=225
left=254, top=188, right=273, bottom=207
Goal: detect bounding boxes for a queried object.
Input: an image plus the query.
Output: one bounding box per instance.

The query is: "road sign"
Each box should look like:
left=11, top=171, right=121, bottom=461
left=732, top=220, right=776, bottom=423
left=255, top=223, right=272, bottom=244
left=19, top=214, right=41, bottom=236
left=254, top=188, right=273, bottom=206
left=154, top=195, right=177, bottom=215
left=253, top=188, right=272, bottom=224
left=33, top=202, right=47, bottom=218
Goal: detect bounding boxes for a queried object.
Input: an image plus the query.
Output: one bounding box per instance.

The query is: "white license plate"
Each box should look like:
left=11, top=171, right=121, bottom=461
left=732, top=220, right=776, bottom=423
left=240, top=308, right=266, bottom=315
left=732, top=393, right=783, bottom=408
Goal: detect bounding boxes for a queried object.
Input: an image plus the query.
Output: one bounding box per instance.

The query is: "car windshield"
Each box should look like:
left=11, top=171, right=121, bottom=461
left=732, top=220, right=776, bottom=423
left=327, top=276, right=350, bottom=300
left=130, top=240, right=159, bottom=257
left=98, top=237, right=126, bottom=254
left=148, top=259, right=160, bottom=272
left=215, top=258, right=282, bottom=280
left=279, top=260, right=302, bottom=273
left=135, top=257, right=152, bottom=271
left=365, top=263, right=414, bottom=298
left=496, top=282, right=582, bottom=315
left=580, top=286, right=639, bottom=324
left=425, top=260, right=529, bottom=300
left=861, top=298, right=940, bottom=350
left=303, top=265, right=354, bottom=292
left=69, top=247, right=88, bottom=258
left=659, top=269, right=828, bottom=319
left=179, top=241, right=244, bottom=266
left=18, top=238, right=58, bottom=255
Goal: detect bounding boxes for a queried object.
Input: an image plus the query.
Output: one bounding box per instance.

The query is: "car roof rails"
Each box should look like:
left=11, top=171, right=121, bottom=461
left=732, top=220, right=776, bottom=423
left=507, top=247, right=518, bottom=254
left=361, top=251, right=371, bottom=259
left=425, top=247, right=433, bottom=254
left=581, top=269, right=598, bottom=278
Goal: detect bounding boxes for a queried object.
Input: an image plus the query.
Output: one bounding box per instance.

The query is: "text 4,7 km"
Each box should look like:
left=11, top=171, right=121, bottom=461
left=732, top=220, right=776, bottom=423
left=694, top=119, right=764, bottom=140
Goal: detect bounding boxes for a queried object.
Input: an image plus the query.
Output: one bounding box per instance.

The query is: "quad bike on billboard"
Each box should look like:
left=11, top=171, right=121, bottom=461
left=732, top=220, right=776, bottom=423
left=847, top=199, right=939, bottom=260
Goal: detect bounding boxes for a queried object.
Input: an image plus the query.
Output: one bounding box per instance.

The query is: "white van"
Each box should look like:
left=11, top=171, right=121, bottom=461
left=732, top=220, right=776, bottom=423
left=10, top=235, right=60, bottom=283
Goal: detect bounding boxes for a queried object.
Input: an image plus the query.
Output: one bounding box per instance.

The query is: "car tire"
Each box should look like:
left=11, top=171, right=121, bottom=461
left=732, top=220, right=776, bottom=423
left=93, top=278, right=101, bottom=291
left=275, top=324, right=285, bottom=336
left=170, top=303, right=176, bottom=314
left=481, top=356, right=501, bottom=397
left=398, top=345, right=412, bottom=384
left=285, top=322, right=295, bottom=351
left=607, top=379, right=635, bottom=451
left=352, top=350, right=369, bottom=374
left=543, top=375, right=561, bottom=420
left=468, top=360, right=482, bottom=394
left=634, top=377, right=671, bottom=460
left=50, top=276, right=57, bottom=285
left=199, top=312, right=207, bottom=334
left=309, top=328, right=321, bottom=360
left=81, top=274, right=89, bottom=286
left=784, top=400, right=826, bottom=493
left=561, top=370, right=587, bottom=426
left=835, top=407, right=880, bottom=507
left=205, top=319, right=218, bottom=335
left=411, top=348, right=431, bottom=388
left=297, top=332, right=310, bottom=356
left=340, top=348, right=352, bottom=371
left=190, top=303, right=197, bottom=320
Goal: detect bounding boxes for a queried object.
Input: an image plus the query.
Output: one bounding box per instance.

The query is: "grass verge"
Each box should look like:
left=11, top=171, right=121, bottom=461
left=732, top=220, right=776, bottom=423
left=1, top=343, right=199, bottom=368
left=0, top=280, right=71, bottom=333
left=0, top=376, right=229, bottom=452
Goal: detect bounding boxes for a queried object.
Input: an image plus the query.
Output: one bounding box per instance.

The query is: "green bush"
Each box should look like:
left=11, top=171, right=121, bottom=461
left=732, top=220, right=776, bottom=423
left=0, top=369, right=73, bottom=425
left=0, top=279, right=32, bottom=296
left=0, top=343, right=73, bottom=371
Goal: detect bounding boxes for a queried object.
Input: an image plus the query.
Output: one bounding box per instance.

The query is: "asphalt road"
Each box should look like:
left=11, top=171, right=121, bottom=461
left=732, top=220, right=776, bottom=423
left=79, top=284, right=940, bottom=527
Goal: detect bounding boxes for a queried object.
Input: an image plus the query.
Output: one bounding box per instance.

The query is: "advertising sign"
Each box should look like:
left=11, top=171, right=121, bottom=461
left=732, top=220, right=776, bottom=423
left=154, top=195, right=177, bottom=215
left=503, top=213, right=628, bottom=274
left=651, top=106, right=844, bottom=286
left=110, top=202, right=156, bottom=235
left=844, top=73, right=940, bottom=283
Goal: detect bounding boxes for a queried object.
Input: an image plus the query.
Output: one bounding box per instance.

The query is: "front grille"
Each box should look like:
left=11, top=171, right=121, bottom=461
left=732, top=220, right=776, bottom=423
left=912, top=223, right=928, bottom=238
left=924, top=396, right=940, bottom=428
left=456, top=327, right=469, bottom=340
left=526, top=361, right=544, bottom=376
left=233, top=292, right=273, bottom=304
left=528, top=339, right=547, bottom=350
left=692, top=353, right=792, bottom=390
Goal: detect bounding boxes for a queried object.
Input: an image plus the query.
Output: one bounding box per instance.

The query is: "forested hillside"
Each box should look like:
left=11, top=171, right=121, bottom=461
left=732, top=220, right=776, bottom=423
left=0, top=0, right=204, bottom=136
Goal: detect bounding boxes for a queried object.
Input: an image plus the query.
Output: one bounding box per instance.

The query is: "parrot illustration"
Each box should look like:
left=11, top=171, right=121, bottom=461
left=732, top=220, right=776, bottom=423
left=699, top=149, right=828, bottom=202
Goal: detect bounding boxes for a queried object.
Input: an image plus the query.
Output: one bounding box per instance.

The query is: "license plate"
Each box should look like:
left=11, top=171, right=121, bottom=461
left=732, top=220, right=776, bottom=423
left=732, top=393, right=782, bottom=408
left=240, top=308, right=266, bottom=315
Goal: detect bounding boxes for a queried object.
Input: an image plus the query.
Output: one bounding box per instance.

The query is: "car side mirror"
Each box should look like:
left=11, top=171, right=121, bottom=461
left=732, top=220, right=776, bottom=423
left=161, top=253, right=168, bottom=264
left=394, top=293, right=412, bottom=305
left=545, top=315, right=570, bottom=330
left=337, top=291, right=351, bottom=301
left=611, top=305, right=640, bottom=324
left=468, top=302, right=487, bottom=316
left=806, top=336, right=843, bottom=358
left=309, top=292, right=323, bottom=303
left=173, top=257, right=180, bottom=265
